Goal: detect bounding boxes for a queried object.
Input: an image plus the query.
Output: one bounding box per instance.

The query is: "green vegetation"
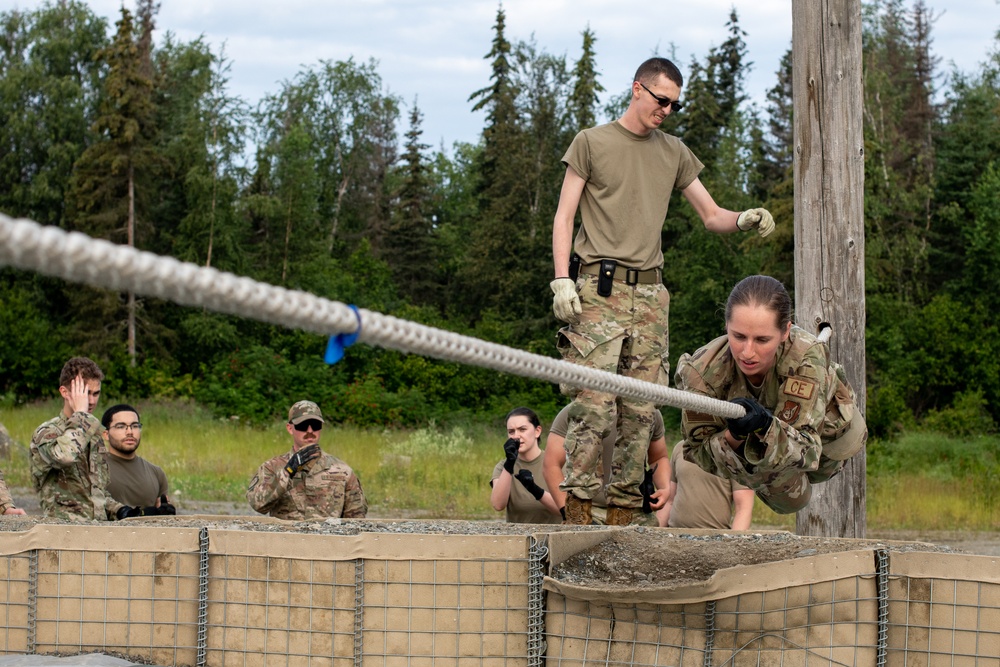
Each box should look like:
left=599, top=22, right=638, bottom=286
left=2, top=2, right=999, bottom=438
left=4, top=400, right=998, bottom=530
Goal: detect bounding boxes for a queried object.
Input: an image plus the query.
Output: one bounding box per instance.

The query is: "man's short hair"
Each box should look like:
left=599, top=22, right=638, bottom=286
left=634, top=57, right=684, bottom=88
left=59, top=357, right=105, bottom=388
left=101, top=404, right=140, bottom=430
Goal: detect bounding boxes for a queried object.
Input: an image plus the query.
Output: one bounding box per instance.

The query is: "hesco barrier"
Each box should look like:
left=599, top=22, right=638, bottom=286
left=0, top=521, right=998, bottom=667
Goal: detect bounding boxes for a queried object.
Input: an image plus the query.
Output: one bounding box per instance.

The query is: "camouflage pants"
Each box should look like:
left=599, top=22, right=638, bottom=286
left=556, top=274, right=670, bottom=509
left=698, top=428, right=853, bottom=514
left=591, top=504, right=659, bottom=527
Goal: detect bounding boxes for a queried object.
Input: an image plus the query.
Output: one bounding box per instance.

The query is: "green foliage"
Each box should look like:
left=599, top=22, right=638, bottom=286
left=866, top=293, right=1000, bottom=431
left=0, top=0, right=107, bottom=226
left=3, top=1, right=1000, bottom=440
left=920, top=390, right=997, bottom=437
left=385, top=101, right=438, bottom=305
left=194, top=345, right=335, bottom=424
left=385, top=424, right=475, bottom=458
left=372, top=422, right=498, bottom=516
left=0, top=273, right=72, bottom=398
left=322, top=376, right=431, bottom=429
left=568, top=27, right=604, bottom=131
left=867, top=431, right=1000, bottom=481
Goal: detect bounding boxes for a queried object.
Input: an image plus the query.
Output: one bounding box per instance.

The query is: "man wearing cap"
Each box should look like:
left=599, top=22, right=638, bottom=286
left=246, top=400, right=368, bottom=520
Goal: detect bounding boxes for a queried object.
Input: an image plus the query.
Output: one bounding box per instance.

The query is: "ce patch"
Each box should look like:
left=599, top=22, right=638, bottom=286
left=782, top=377, right=816, bottom=400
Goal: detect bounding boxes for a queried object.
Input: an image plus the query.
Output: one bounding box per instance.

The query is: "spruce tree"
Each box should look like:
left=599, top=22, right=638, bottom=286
left=568, top=26, right=604, bottom=132
left=386, top=99, right=437, bottom=305
left=461, top=6, right=537, bottom=328
left=66, top=6, right=158, bottom=365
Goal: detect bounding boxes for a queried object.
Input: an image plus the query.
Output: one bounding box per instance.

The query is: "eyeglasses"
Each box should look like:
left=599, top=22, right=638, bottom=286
left=639, top=82, right=683, bottom=112
left=110, top=422, right=142, bottom=431
left=292, top=419, right=323, bottom=432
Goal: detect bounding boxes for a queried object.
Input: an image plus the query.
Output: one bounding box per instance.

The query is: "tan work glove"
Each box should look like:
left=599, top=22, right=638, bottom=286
left=550, top=278, right=582, bottom=322
left=737, top=208, right=775, bottom=237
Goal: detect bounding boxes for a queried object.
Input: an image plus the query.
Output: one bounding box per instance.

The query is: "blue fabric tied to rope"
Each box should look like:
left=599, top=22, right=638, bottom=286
left=324, top=305, right=361, bottom=365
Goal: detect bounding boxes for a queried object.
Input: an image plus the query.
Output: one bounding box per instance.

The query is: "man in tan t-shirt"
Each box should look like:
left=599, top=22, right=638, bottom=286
left=660, top=444, right=754, bottom=529
left=550, top=56, right=777, bottom=525
left=102, top=404, right=175, bottom=516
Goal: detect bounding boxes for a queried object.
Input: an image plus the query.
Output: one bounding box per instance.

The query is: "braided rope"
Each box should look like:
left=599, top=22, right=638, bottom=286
left=0, top=213, right=744, bottom=419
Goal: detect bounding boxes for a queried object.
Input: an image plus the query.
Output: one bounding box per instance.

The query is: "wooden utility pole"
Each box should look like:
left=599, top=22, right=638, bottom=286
left=792, top=0, right=867, bottom=538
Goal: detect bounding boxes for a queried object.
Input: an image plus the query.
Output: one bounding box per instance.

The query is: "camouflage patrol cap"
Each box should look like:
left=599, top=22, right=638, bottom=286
left=288, top=400, right=325, bottom=425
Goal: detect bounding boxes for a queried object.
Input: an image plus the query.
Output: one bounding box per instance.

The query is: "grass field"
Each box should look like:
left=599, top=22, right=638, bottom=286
left=2, top=399, right=997, bottom=530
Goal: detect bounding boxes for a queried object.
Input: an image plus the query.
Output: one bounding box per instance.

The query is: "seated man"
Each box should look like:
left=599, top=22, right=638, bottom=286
left=101, top=404, right=175, bottom=516
left=247, top=400, right=367, bottom=520
left=544, top=403, right=670, bottom=525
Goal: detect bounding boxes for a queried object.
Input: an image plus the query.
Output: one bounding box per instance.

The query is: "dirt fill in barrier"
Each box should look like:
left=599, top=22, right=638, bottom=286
left=544, top=527, right=1000, bottom=666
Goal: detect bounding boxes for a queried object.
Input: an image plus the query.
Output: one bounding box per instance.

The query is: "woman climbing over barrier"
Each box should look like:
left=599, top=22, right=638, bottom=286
left=675, top=275, right=868, bottom=513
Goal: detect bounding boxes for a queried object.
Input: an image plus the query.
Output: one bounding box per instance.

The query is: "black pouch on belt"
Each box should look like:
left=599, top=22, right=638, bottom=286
left=568, top=254, right=581, bottom=281
left=597, top=259, right=617, bottom=297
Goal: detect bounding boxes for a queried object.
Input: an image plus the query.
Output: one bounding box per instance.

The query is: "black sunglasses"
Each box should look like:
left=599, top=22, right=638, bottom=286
left=639, top=82, right=683, bottom=112
left=292, top=419, right=323, bottom=432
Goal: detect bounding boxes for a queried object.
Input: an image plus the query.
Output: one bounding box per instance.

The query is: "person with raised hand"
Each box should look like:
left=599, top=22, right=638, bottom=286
left=247, top=400, right=367, bottom=520
left=30, top=357, right=125, bottom=521
left=490, top=407, right=561, bottom=524
left=675, top=275, right=867, bottom=514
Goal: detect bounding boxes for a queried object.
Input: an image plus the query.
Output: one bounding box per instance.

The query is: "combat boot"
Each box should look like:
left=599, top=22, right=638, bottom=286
left=563, top=496, right=593, bottom=525
left=605, top=505, right=636, bottom=526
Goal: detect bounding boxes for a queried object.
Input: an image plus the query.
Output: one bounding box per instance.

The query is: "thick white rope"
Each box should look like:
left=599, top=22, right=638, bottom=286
left=0, top=213, right=745, bottom=419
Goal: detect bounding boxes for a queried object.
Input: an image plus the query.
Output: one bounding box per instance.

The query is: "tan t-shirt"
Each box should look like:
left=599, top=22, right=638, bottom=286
left=549, top=405, right=666, bottom=508
left=561, top=121, right=704, bottom=270
left=667, top=445, right=749, bottom=529
left=106, top=454, right=168, bottom=508
left=491, top=451, right=561, bottom=525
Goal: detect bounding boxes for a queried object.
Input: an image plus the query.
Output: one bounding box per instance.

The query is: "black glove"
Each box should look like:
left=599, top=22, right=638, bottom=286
left=284, top=444, right=321, bottom=477
left=157, top=495, right=177, bottom=515
left=640, top=463, right=657, bottom=514
left=514, top=469, right=545, bottom=501
left=502, top=438, right=519, bottom=474
left=116, top=505, right=144, bottom=520
left=727, top=397, right=774, bottom=440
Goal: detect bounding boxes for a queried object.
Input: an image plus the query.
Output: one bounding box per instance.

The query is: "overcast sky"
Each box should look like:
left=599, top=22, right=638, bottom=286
left=3, top=1, right=999, bottom=150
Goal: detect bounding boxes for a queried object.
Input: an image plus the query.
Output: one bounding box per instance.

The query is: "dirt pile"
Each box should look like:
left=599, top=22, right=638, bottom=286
left=551, top=528, right=955, bottom=589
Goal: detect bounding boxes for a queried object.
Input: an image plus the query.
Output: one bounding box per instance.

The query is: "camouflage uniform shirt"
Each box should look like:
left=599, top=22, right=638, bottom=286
left=0, top=469, right=15, bottom=514
left=247, top=449, right=368, bottom=520
left=0, top=423, right=19, bottom=513
left=676, top=326, right=864, bottom=513
left=30, top=412, right=124, bottom=521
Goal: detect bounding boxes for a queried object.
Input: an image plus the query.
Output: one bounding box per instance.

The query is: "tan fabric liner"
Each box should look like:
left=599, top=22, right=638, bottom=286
left=208, top=529, right=529, bottom=561
left=0, top=523, right=202, bottom=555
left=890, top=550, right=1000, bottom=582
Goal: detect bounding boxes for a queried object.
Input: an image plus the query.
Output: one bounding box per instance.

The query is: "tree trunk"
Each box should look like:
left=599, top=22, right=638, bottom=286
left=207, top=124, right=218, bottom=268
left=792, top=0, right=867, bottom=538
left=127, top=164, right=137, bottom=367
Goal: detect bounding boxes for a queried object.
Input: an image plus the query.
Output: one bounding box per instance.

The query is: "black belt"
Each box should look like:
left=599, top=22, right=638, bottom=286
left=579, top=263, right=661, bottom=285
